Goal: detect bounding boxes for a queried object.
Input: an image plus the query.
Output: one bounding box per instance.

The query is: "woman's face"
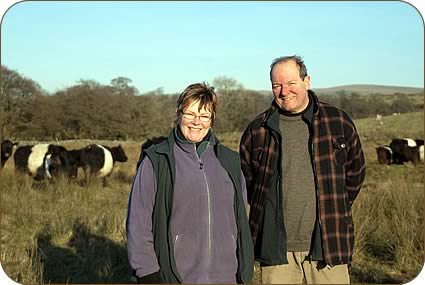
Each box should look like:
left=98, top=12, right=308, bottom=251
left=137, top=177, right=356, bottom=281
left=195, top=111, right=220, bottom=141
left=178, top=100, right=212, bottom=143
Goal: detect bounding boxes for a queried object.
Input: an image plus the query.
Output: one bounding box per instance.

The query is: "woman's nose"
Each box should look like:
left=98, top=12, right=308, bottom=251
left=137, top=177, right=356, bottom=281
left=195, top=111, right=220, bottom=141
left=192, top=116, right=201, bottom=124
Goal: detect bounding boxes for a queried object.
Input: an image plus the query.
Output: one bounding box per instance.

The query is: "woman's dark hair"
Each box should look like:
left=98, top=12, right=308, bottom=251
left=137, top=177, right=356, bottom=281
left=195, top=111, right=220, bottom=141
left=175, top=82, right=217, bottom=126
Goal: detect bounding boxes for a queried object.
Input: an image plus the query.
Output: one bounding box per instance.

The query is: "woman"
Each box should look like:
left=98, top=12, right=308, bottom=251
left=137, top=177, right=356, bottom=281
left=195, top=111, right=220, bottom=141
left=126, top=82, right=253, bottom=284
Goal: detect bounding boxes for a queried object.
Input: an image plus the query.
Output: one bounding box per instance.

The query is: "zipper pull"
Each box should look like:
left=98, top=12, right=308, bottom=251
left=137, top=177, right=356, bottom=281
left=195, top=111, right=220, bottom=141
left=200, top=162, right=203, bottom=169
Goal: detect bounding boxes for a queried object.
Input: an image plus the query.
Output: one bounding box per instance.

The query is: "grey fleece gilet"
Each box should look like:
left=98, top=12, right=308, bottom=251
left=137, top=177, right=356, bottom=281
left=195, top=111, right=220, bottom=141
left=126, top=133, right=247, bottom=284
left=279, top=113, right=316, bottom=252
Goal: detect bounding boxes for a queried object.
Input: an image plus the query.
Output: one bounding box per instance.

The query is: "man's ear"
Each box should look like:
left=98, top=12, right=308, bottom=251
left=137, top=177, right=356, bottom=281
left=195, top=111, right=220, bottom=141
left=304, top=75, right=311, bottom=90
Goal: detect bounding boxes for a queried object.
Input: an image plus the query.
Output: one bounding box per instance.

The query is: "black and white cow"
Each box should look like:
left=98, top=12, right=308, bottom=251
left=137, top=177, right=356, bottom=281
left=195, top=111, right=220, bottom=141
left=79, top=144, right=128, bottom=179
left=389, top=138, right=423, bottom=165
left=376, top=145, right=392, bottom=165
left=14, top=144, right=78, bottom=180
left=1, top=139, right=18, bottom=170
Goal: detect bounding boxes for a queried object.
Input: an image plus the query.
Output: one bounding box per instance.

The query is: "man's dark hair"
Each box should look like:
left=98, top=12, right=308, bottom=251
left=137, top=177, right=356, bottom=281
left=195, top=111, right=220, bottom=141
left=270, top=55, right=308, bottom=80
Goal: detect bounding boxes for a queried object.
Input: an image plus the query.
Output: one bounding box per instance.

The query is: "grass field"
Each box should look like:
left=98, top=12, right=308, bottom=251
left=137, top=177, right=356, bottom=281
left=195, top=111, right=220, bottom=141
left=0, top=112, right=423, bottom=284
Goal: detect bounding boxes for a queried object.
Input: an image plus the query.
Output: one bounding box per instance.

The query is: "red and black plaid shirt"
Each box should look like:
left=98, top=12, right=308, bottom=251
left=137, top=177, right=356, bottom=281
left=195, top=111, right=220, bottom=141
left=240, top=91, right=366, bottom=266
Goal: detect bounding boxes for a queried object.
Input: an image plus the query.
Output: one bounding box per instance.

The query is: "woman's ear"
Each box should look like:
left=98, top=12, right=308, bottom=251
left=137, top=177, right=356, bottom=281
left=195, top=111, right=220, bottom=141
left=174, top=108, right=181, bottom=127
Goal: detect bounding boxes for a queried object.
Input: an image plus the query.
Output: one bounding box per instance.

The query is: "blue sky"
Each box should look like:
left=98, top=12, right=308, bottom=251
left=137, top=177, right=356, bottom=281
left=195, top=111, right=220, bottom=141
left=1, top=1, right=424, bottom=95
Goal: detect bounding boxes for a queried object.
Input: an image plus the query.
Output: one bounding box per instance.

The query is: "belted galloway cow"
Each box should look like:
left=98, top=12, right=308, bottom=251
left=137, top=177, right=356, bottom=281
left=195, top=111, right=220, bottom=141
left=78, top=144, right=128, bottom=182
left=389, top=138, right=423, bottom=165
left=14, top=143, right=79, bottom=180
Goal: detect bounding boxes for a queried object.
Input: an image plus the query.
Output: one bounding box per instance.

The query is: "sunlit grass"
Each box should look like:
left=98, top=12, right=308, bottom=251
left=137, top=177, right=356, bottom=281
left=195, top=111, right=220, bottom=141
left=0, top=112, right=423, bottom=283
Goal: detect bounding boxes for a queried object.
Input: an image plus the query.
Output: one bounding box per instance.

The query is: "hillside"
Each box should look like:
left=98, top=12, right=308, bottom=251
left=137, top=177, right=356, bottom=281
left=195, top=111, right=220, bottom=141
left=258, top=84, right=423, bottom=96
left=314, top=84, right=423, bottom=95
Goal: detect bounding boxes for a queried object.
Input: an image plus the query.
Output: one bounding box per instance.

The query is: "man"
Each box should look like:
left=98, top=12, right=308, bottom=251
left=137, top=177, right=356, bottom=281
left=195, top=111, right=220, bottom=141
left=239, top=55, right=366, bottom=284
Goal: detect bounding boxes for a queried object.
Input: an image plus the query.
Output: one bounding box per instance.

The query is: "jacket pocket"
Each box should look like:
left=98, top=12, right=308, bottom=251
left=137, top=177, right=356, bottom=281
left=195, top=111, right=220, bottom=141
left=172, top=233, right=198, bottom=279
left=332, top=136, right=348, bottom=166
left=173, top=234, right=180, bottom=255
left=211, top=233, right=238, bottom=275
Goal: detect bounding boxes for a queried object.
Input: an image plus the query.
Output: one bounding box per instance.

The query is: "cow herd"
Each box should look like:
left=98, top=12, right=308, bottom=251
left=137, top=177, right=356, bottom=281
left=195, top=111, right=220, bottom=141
left=376, top=138, right=424, bottom=165
left=2, top=136, right=423, bottom=183
left=1, top=139, right=128, bottom=183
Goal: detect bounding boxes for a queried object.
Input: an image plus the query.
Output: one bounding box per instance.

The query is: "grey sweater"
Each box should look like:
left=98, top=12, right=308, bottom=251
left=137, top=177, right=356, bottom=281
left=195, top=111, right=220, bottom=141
left=279, top=113, right=316, bottom=252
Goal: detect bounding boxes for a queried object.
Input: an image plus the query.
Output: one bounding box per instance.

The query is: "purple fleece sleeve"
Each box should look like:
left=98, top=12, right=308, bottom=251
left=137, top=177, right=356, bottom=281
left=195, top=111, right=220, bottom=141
left=126, top=157, right=160, bottom=277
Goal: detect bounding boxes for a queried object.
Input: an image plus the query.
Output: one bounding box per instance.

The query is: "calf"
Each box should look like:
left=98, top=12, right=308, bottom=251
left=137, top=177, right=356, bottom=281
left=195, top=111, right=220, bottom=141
left=389, top=138, right=421, bottom=165
left=14, top=144, right=78, bottom=180
left=376, top=145, right=392, bottom=165
left=1, top=139, right=18, bottom=170
left=79, top=144, right=128, bottom=179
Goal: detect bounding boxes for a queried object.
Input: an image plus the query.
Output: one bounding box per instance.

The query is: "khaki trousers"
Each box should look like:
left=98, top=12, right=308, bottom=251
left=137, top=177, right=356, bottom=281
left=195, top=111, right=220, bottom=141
left=261, top=251, right=350, bottom=284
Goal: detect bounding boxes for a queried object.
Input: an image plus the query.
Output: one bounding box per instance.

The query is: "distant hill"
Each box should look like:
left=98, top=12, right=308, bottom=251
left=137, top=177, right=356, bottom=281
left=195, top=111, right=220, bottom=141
left=313, top=84, right=423, bottom=95
left=258, top=84, right=423, bottom=96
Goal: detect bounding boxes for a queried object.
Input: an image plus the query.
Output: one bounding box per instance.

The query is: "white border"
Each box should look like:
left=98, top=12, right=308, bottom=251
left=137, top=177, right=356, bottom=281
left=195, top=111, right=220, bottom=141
left=0, top=1, right=424, bottom=284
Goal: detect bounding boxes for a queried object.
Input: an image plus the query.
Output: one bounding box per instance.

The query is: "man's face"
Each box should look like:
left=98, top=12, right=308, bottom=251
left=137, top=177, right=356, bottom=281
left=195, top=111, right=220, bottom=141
left=271, top=60, right=310, bottom=113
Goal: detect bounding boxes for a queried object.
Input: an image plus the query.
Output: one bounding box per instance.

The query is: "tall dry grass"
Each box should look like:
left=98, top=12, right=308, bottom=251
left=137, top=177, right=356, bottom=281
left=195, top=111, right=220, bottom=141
left=0, top=112, right=423, bottom=283
left=351, top=163, right=424, bottom=283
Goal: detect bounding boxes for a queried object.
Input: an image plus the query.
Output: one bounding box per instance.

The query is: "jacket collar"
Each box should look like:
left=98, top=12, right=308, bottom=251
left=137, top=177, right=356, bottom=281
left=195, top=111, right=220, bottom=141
left=174, top=127, right=216, bottom=157
left=308, top=89, right=320, bottom=118
left=265, top=103, right=280, bottom=133
left=156, top=128, right=218, bottom=157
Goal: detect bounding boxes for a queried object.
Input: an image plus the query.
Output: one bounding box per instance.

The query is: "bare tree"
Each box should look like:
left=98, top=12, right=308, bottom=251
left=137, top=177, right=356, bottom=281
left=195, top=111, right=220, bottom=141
left=111, top=76, right=139, bottom=96
left=212, top=76, right=244, bottom=95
